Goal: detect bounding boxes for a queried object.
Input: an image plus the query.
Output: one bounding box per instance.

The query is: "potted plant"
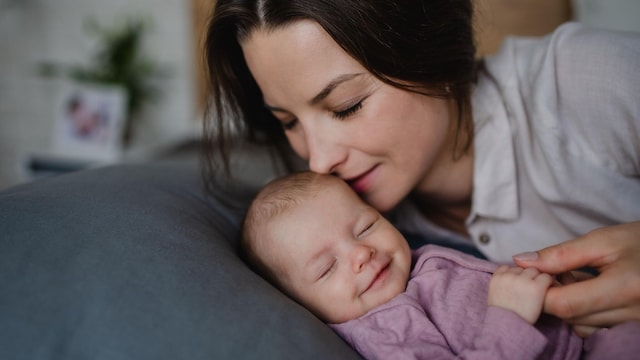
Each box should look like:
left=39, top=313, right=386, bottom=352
left=40, top=17, right=169, bottom=147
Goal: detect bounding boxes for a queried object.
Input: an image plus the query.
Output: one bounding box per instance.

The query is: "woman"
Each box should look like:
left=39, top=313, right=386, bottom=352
left=203, top=0, right=640, bottom=335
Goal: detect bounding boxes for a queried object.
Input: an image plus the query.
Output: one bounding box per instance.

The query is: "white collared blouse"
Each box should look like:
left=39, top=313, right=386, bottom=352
left=393, top=23, right=640, bottom=263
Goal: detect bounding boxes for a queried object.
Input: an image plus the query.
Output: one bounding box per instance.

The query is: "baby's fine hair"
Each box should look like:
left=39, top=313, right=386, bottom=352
left=240, top=171, right=333, bottom=286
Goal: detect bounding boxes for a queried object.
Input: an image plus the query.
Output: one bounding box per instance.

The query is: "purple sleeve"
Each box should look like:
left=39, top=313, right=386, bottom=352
left=335, top=304, right=548, bottom=360
left=583, top=321, right=640, bottom=359
left=473, top=306, right=548, bottom=359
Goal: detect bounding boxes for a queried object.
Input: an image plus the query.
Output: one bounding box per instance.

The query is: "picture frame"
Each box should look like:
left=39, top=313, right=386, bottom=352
left=51, top=81, right=128, bottom=162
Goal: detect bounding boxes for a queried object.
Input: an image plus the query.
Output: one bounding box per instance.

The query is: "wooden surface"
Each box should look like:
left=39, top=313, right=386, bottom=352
left=474, top=0, right=572, bottom=56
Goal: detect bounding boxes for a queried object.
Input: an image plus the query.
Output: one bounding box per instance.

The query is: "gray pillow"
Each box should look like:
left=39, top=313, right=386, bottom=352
left=0, top=159, right=361, bottom=359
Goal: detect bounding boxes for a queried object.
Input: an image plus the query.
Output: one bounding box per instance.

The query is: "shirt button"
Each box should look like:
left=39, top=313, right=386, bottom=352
left=479, top=233, right=491, bottom=245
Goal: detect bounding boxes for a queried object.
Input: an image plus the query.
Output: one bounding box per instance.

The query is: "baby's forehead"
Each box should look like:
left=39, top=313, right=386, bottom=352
left=255, top=174, right=357, bottom=246
left=263, top=208, right=320, bottom=251
left=260, top=230, right=309, bottom=279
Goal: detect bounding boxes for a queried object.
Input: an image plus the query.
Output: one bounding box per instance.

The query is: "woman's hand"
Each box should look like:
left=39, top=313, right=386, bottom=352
left=513, top=221, right=640, bottom=336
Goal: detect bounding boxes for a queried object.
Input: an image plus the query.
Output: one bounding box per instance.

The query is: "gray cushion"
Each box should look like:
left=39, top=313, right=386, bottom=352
left=0, top=158, right=361, bottom=359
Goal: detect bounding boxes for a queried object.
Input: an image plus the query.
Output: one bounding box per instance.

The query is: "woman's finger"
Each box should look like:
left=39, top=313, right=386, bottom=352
left=566, top=304, right=640, bottom=327
left=513, top=222, right=639, bottom=274
left=572, top=324, right=600, bottom=338
left=544, top=267, right=638, bottom=320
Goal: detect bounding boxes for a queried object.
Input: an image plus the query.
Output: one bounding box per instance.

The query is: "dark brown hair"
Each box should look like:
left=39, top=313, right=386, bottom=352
left=204, top=0, right=477, bottom=187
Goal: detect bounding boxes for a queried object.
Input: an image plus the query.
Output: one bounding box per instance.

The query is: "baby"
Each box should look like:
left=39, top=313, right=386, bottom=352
left=240, top=171, right=639, bottom=360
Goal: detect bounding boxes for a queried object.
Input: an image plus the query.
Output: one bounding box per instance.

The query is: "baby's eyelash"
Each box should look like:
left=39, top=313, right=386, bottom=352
left=332, top=100, right=363, bottom=119
left=358, top=222, right=374, bottom=237
left=320, top=260, right=336, bottom=279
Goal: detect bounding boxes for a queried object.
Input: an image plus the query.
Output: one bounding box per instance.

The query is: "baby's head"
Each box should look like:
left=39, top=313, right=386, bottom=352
left=241, top=171, right=411, bottom=323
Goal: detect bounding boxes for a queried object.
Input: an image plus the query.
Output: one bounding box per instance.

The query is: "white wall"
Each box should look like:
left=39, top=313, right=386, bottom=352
left=1, top=1, right=638, bottom=191
left=573, top=0, right=640, bottom=32
left=0, top=0, right=198, bottom=189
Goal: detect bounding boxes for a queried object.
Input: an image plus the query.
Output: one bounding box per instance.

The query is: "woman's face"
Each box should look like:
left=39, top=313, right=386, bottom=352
left=241, top=20, right=457, bottom=212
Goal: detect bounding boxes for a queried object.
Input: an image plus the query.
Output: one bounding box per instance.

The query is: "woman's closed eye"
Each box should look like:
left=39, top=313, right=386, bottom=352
left=282, top=118, right=298, bottom=130
left=332, top=99, right=364, bottom=120
left=279, top=97, right=366, bottom=130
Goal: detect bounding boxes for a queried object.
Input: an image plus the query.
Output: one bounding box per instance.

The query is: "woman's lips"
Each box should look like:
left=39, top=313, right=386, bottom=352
left=347, top=166, right=378, bottom=193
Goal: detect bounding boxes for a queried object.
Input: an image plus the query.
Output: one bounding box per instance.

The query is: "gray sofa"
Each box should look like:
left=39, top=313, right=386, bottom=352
left=0, top=144, right=361, bottom=359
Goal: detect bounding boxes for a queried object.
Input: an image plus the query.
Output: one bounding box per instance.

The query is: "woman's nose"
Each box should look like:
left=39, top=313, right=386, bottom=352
left=306, top=126, right=347, bottom=175
left=352, top=245, right=375, bottom=273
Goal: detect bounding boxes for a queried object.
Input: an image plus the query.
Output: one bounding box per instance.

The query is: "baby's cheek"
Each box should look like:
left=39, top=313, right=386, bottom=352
left=327, top=303, right=366, bottom=324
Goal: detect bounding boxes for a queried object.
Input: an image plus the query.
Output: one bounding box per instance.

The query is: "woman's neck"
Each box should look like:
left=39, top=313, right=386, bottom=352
left=411, top=195, right=471, bottom=237
left=412, top=145, right=474, bottom=237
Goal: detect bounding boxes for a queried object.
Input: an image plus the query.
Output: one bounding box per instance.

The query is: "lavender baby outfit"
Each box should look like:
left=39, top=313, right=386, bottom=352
left=330, top=245, right=640, bottom=360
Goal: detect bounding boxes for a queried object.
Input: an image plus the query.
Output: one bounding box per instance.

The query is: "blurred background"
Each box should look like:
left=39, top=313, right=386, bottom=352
left=0, top=0, right=638, bottom=191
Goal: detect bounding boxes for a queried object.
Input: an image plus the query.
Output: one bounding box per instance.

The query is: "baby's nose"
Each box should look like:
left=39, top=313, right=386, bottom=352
left=352, top=245, right=375, bottom=273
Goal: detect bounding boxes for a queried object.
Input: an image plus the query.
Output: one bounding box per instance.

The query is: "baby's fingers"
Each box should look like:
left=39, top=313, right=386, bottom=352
left=493, top=265, right=512, bottom=274
left=521, top=267, right=541, bottom=279
left=534, top=272, right=554, bottom=288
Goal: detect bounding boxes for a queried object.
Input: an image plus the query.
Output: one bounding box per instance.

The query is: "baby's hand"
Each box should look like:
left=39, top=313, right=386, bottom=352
left=488, top=266, right=554, bottom=324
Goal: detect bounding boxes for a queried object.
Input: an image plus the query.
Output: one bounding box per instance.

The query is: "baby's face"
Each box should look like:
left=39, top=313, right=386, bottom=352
left=265, top=179, right=411, bottom=323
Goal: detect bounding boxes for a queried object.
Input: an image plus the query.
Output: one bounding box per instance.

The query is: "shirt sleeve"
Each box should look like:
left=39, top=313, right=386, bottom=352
left=532, top=23, right=640, bottom=176
left=341, top=304, right=547, bottom=360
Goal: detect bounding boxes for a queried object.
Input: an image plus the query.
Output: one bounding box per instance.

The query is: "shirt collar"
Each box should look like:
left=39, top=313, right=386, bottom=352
left=469, top=72, right=519, bottom=223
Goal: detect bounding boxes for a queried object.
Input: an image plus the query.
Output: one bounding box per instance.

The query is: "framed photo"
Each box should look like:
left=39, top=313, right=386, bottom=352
left=52, top=81, right=128, bottom=162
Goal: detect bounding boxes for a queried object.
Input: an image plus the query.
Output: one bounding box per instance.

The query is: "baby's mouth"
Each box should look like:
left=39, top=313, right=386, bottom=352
left=363, top=261, right=391, bottom=294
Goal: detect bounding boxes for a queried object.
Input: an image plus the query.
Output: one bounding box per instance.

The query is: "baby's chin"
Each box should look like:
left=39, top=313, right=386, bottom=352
left=324, top=308, right=368, bottom=325
left=326, top=288, right=406, bottom=324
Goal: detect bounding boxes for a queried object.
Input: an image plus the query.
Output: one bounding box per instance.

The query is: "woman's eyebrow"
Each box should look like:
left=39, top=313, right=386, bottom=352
left=264, top=73, right=364, bottom=112
left=310, top=73, right=363, bottom=105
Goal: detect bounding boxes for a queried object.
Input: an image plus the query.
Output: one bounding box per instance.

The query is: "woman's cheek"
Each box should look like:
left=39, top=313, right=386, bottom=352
left=287, top=133, right=310, bottom=160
